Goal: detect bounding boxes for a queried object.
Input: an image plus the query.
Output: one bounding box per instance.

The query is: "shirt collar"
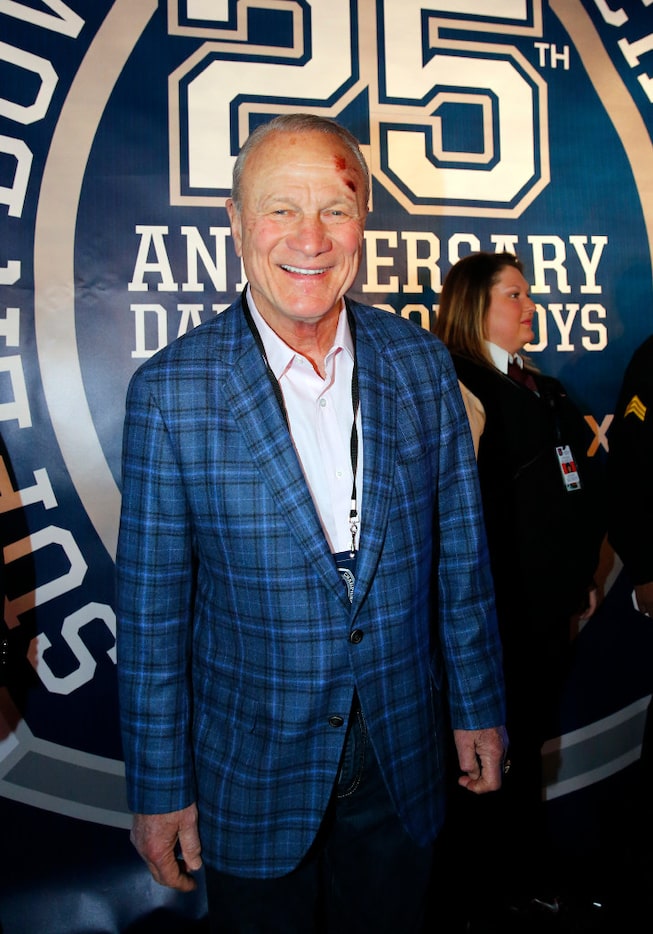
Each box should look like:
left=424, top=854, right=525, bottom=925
left=485, top=340, right=523, bottom=374
left=247, top=288, right=352, bottom=380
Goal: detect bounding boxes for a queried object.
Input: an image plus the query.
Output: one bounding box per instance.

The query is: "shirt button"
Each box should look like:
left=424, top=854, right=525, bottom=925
left=319, top=398, right=327, bottom=408
left=328, top=715, right=345, bottom=728
left=349, top=629, right=364, bottom=644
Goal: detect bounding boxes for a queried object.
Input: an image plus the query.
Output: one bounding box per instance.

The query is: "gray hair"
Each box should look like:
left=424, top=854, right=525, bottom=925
left=230, top=113, right=370, bottom=210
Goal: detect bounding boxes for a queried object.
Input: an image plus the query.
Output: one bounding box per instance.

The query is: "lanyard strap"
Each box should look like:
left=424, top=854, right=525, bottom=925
left=241, top=291, right=360, bottom=556
left=347, top=304, right=360, bottom=557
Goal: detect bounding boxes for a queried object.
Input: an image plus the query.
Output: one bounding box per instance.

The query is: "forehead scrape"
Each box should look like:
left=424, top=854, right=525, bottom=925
left=334, top=153, right=357, bottom=192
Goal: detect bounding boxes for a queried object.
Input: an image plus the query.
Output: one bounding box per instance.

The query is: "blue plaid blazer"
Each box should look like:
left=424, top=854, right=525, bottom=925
left=116, top=296, right=504, bottom=878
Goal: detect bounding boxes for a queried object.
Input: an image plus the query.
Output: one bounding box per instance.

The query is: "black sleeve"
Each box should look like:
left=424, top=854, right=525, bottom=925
left=607, top=336, right=653, bottom=584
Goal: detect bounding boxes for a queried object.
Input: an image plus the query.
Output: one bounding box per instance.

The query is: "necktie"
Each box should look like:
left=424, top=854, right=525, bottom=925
left=507, top=360, right=538, bottom=393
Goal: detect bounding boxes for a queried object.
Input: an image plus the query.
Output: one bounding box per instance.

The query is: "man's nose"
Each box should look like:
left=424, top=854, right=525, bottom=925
left=287, top=214, right=330, bottom=254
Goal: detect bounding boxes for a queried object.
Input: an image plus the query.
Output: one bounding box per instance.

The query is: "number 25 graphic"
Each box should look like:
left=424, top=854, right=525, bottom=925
left=169, top=0, right=548, bottom=218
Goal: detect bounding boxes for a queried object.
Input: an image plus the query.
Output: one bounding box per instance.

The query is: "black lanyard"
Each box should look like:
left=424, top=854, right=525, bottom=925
left=241, top=290, right=360, bottom=557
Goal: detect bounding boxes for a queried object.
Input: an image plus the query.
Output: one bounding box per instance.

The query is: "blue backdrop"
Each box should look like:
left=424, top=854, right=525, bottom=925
left=1, top=1, right=652, bottom=930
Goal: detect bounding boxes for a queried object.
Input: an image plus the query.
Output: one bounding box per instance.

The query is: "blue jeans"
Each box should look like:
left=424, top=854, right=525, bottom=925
left=205, top=700, right=432, bottom=933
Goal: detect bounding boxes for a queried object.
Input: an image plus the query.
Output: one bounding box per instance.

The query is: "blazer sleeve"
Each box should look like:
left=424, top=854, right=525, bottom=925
left=116, top=367, right=196, bottom=814
left=433, top=352, right=505, bottom=731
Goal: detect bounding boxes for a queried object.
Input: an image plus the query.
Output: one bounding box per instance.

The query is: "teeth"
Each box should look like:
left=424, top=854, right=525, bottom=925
left=281, top=265, right=325, bottom=275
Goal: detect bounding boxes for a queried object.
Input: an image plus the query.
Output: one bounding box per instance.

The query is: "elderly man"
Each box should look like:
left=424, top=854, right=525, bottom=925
left=116, top=113, right=507, bottom=933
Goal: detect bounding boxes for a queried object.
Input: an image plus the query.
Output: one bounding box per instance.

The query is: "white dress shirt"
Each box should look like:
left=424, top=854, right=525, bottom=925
left=248, top=293, right=363, bottom=554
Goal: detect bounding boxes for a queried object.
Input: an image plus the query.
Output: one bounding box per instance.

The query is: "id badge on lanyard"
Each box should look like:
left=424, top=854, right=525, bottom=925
left=334, top=551, right=357, bottom=604
left=555, top=444, right=582, bottom=492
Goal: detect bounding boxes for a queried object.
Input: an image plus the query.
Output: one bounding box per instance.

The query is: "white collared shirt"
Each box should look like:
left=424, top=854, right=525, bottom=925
left=485, top=340, right=523, bottom=374
left=248, top=293, right=363, bottom=554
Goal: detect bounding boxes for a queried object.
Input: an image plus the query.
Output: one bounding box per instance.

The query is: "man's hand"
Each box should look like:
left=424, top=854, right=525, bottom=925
left=454, top=726, right=509, bottom=794
left=635, top=581, right=653, bottom=617
left=131, top=803, right=202, bottom=891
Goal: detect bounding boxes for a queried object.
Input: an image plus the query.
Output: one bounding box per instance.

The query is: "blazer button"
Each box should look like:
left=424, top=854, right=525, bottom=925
left=349, top=629, right=364, bottom=644
left=328, top=715, right=345, bottom=728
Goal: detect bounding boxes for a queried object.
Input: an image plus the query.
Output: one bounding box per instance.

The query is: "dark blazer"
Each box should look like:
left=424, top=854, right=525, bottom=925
left=452, top=353, right=604, bottom=652
left=116, top=297, right=505, bottom=878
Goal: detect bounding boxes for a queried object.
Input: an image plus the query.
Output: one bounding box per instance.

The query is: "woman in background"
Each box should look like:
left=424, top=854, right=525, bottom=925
left=434, top=251, right=604, bottom=928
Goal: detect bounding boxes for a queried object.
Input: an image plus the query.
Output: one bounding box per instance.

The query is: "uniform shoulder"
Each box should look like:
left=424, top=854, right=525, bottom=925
left=450, top=353, right=500, bottom=391
left=627, top=334, right=653, bottom=376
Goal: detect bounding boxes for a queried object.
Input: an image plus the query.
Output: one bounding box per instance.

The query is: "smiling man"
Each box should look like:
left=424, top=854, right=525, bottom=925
left=225, top=122, right=368, bottom=372
left=116, top=114, right=507, bottom=934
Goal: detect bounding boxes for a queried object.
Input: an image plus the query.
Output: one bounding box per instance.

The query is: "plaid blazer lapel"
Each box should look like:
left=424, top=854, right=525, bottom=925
left=224, top=339, right=349, bottom=608
left=349, top=329, right=397, bottom=617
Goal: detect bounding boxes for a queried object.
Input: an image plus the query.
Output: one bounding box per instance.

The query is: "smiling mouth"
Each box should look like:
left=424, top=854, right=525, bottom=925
left=281, top=264, right=327, bottom=276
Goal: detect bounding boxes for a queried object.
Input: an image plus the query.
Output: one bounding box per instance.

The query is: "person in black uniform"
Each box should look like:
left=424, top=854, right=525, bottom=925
left=607, top=335, right=653, bottom=865
left=433, top=251, right=605, bottom=927
left=608, top=334, right=653, bottom=617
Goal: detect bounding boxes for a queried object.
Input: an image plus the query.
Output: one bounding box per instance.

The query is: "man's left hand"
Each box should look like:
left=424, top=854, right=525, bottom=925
left=454, top=726, right=509, bottom=794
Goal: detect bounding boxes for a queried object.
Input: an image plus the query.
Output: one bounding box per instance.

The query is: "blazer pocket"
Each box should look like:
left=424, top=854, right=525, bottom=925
left=195, top=687, right=259, bottom=746
left=396, top=429, right=430, bottom=465
left=396, top=401, right=438, bottom=464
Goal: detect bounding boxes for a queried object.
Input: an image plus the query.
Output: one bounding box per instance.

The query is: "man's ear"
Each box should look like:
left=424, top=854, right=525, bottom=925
left=225, top=198, right=243, bottom=258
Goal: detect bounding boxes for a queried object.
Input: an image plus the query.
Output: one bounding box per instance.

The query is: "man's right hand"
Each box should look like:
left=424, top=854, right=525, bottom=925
left=131, top=803, right=202, bottom=891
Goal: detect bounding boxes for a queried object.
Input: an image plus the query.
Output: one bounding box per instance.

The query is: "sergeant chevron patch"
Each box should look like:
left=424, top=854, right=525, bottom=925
left=624, top=395, right=647, bottom=421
